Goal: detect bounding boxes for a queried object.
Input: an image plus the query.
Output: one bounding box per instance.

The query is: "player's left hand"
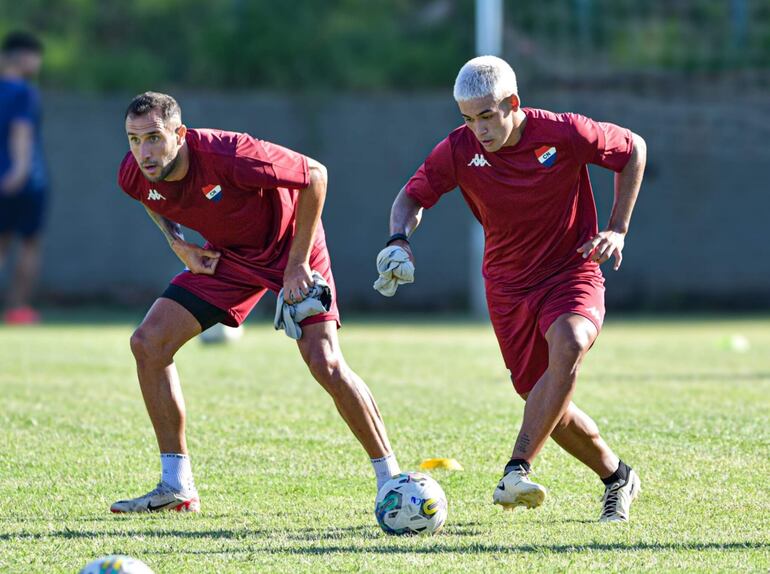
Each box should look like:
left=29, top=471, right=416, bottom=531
left=577, top=230, right=625, bottom=270
left=283, top=261, right=313, bottom=304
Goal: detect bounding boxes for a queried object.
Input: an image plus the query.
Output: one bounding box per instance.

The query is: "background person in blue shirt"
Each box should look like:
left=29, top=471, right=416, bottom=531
left=0, top=31, right=47, bottom=324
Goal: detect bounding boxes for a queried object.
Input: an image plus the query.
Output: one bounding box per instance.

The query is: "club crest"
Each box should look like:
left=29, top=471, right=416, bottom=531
left=202, top=184, right=223, bottom=202
left=535, top=146, right=557, bottom=167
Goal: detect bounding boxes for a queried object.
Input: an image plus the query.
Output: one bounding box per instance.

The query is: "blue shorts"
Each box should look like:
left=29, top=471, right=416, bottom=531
left=0, top=190, right=47, bottom=238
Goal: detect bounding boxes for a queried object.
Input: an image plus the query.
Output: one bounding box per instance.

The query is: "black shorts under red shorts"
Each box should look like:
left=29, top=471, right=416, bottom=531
left=165, top=241, right=340, bottom=331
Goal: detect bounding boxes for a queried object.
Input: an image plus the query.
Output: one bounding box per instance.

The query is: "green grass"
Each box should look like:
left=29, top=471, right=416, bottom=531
left=1, top=315, right=768, bottom=573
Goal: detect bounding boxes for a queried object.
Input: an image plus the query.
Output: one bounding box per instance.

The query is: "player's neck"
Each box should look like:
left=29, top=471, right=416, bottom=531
left=164, top=142, right=190, bottom=182
left=501, top=110, right=528, bottom=148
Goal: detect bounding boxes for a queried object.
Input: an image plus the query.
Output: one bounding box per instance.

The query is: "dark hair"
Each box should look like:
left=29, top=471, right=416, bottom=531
left=2, top=31, right=44, bottom=55
left=125, top=91, right=182, bottom=123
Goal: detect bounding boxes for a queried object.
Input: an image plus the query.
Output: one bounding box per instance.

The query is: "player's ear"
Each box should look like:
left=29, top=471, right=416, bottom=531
left=508, top=94, right=521, bottom=111
left=175, top=124, right=187, bottom=144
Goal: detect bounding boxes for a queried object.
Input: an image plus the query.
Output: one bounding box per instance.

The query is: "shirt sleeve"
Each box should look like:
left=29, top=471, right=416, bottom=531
left=567, top=113, right=634, bottom=172
left=404, top=137, right=457, bottom=209
left=117, top=153, right=141, bottom=200
left=232, top=134, right=310, bottom=191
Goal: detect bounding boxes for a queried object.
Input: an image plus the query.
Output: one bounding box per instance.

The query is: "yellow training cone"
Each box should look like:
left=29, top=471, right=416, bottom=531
left=419, top=458, right=464, bottom=471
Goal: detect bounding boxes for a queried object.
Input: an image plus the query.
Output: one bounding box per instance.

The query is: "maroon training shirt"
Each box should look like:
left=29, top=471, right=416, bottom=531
left=405, top=107, right=634, bottom=295
left=118, top=128, right=318, bottom=288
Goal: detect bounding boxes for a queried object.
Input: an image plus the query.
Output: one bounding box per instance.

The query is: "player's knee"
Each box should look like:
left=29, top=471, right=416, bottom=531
left=551, top=325, right=592, bottom=363
left=129, top=327, right=152, bottom=361
left=130, top=324, right=171, bottom=363
left=563, top=335, right=588, bottom=361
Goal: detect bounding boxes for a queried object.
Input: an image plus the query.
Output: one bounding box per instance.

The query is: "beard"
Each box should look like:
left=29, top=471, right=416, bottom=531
left=159, top=153, right=181, bottom=181
left=143, top=153, right=181, bottom=183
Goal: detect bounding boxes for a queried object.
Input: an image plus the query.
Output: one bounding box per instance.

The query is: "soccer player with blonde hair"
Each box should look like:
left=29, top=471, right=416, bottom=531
left=378, top=56, right=647, bottom=522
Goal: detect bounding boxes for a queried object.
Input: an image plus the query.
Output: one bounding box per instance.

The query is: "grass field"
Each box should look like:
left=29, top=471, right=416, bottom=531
left=1, top=314, right=768, bottom=573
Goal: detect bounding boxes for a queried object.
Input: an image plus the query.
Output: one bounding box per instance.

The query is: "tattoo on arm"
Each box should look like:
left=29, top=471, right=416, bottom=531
left=144, top=206, right=184, bottom=247
left=514, top=433, right=531, bottom=456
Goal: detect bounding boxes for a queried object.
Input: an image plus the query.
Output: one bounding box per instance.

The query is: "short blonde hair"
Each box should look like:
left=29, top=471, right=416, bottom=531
left=453, top=55, right=518, bottom=102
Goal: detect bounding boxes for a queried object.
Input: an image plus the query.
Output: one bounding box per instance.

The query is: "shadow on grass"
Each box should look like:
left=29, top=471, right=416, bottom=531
left=546, top=518, right=595, bottom=525
left=283, top=522, right=486, bottom=540
left=0, top=520, right=487, bottom=542
left=147, top=540, right=770, bottom=556
left=137, top=540, right=767, bottom=556
left=2, top=526, right=767, bottom=556
left=0, top=528, right=267, bottom=541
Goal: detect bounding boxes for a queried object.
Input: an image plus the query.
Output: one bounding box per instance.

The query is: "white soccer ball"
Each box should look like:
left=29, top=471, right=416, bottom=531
left=199, top=323, right=244, bottom=344
left=374, top=471, right=448, bottom=535
left=79, top=555, right=154, bottom=574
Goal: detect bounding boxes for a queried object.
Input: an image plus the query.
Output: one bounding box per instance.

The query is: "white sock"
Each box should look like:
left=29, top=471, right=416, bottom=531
left=160, top=453, right=195, bottom=493
left=371, top=453, right=401, bottom=491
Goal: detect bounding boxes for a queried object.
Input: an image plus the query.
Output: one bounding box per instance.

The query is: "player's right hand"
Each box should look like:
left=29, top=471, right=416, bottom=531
left=172, top=241, right=221, bottom=275
left=389, top=239, right=415, bottom=265
left=577, top=230, right=625, bottom=271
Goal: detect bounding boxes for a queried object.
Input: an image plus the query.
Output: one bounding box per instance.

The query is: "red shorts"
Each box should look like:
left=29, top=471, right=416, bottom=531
left=486, top=266, right=605, bottom=395
left=170, top=241, right=340, bottom=329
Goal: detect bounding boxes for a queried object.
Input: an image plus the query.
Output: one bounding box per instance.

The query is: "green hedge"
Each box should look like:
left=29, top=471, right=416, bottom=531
left=3, top=0, right=473, bottom=91
left=4, top=0, right=768, bottom=91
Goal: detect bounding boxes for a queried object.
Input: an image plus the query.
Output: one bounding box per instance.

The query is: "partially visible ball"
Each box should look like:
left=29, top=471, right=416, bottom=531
left=79, top=555, right=154, bottom=574
left=199, top=323, right=244, bottom=344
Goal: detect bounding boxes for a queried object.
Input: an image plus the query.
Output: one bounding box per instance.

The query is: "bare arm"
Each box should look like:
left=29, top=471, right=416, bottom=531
left=1, top=120, right=33, bottom=194
left=282, top=157, right=327, bottom=302
left=143, top=206, right=221, bottom=275
left=608, top=132, right=646, bottom=234
left=390, top=187, right=423, bottom=236
left=387, top=187, right=424, bottom=261
left=144, top=205, right=185, bottom=246
left=578, top=132, right=647, bottom=270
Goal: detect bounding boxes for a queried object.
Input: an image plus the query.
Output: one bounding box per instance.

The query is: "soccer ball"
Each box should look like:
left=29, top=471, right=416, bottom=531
left=199, top=323, right=244, bottom=344
left=79, top=555, right=154, bottom=574
left=374, top=471, right=447, bottom=535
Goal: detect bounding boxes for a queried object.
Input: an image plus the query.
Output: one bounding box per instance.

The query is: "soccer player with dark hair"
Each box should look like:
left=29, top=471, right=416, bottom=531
left=378, top=56, right=647, bottom=522
left=111, top=91, right=400, bottom=513
left=0, top=31, right=47, bottom=324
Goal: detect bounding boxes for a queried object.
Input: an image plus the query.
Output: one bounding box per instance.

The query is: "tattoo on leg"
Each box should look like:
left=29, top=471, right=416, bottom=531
left=514, top=433, right=531, bottom=456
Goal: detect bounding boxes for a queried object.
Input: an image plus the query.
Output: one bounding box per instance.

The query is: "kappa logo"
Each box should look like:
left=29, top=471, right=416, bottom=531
left=535, top=146, right=557, bottom=167
left=467, top=154, right=491, bottom=167
left=147, top=189, right=166, bottom=201
left=202, top=184, right=223, bottom=202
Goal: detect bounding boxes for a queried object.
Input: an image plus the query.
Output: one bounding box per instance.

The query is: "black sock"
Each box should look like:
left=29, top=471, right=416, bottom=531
left=504, top=458, right=531, bottom=475
left=601, top=460, right=630, bottom=486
